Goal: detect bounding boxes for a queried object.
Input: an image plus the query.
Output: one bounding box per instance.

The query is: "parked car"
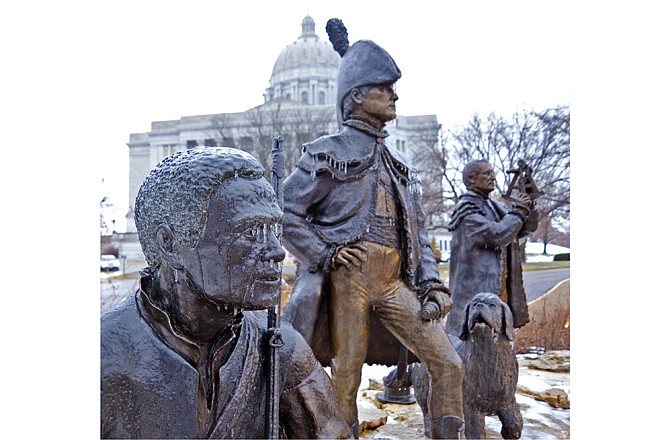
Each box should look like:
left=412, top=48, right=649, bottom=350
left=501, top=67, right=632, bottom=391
left=100, top=254, right=121, bottom=272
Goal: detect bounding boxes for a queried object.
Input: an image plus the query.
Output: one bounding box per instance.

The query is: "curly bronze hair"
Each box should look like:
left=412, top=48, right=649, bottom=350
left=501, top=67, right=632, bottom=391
left=135, top=147, right=266, bottom=268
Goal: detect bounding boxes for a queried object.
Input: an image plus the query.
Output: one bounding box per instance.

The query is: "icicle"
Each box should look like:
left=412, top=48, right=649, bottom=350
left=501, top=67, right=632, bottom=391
left=271, top=223, right=281, bottom=238
left=311, top=169, right=316, bottom=181
left=344, top=162, right=348, bottom=174
left=216, top=304, right=221, bottom=311
left=262, top=223, right=267, bottom=243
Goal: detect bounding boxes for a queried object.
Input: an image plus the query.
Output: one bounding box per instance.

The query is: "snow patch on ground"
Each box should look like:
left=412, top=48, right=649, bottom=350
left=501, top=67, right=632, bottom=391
left=525, top=241, right=570, bottom=262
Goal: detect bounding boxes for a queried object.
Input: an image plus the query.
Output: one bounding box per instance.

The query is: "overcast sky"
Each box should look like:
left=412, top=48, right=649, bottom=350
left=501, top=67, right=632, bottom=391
left=88, top=0, right=572, bottom=230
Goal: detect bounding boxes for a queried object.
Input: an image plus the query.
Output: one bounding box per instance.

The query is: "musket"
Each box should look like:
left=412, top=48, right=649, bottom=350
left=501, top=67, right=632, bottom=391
left=503, top=159, right=544, bottom=203
left=265, top=135, right=285, bottom=440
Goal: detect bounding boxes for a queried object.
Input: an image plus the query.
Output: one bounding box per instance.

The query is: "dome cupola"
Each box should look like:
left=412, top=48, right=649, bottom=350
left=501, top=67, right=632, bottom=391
left=264, top=16, right=340, bottom=106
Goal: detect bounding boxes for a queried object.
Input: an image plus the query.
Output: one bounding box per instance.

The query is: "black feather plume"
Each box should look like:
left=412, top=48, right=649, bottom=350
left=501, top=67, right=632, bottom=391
left=326, top=18, right=349, bottom=57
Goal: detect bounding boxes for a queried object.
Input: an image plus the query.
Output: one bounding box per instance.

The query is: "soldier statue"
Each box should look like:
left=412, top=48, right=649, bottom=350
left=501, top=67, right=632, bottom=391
left=282, top=18, right=465, bottom=439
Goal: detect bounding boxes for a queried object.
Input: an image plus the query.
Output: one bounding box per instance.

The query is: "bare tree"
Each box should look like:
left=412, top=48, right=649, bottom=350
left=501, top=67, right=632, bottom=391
left=209, top=113, right=236, bottom=148
left=281, top=105, right=336, bottom=173
left=244, top=103, right=291, bottom=173
left=405, top=122, right=449, bottom=227
left=417, top=106, right=570, bottom=249
left=520, top=107, right=571, bottom=252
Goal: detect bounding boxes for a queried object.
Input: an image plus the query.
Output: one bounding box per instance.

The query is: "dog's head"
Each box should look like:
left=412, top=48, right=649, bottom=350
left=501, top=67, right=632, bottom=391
left=459, top=292, right=515, bottom=342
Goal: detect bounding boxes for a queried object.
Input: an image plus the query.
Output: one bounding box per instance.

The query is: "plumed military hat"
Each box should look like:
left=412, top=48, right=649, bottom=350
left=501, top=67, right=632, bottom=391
left=326, top=18, right=402, bottom=125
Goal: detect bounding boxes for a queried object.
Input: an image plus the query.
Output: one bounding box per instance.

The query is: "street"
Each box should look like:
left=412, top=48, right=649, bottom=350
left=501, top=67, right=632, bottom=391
left=523, top=268, right=570, bottom=301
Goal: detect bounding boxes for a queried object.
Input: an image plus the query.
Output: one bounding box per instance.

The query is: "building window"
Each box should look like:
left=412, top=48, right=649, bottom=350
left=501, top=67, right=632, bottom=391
left=285, top=93, right=291, bottom=100
left=204, top=138, right=216, bottom=147
left=186, top=140, right=198, bottom=149
left=318, top=91, right=326, bottom=105
left=221, top=137, right=235, bottom=148
left=301, top=91, right=309, bottom=104
left=441, top=240, right=450, bottom=252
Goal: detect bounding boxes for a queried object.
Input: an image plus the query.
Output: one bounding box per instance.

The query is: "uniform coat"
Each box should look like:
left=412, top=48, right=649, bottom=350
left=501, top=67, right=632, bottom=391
left=282, top=123, right=446, bottom=366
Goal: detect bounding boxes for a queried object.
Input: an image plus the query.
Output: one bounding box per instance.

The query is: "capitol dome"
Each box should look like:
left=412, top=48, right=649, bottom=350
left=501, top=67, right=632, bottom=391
left=264, top=16, right=340, bottom=106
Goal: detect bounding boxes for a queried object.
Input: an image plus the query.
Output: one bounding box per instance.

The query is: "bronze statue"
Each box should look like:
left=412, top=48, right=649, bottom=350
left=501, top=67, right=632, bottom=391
left=445, top=159, right=537, bottom=337
left=100, top=147, right=351, bottom=439
left=412, top=293, right=523, bottom=439
left=282, top=18, right=464, bottom=438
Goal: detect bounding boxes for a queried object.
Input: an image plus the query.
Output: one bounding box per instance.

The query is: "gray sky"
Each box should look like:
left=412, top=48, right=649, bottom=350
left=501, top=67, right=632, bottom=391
left=91, top=1, right=571, bottom=230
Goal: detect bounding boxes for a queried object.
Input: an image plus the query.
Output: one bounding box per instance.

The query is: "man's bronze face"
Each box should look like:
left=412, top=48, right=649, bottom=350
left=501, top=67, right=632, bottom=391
left=356, top=83, right=398, bottom=125
left=178, top=178, right=285, bottom=310
left=471, top=163, right=496, bottom=196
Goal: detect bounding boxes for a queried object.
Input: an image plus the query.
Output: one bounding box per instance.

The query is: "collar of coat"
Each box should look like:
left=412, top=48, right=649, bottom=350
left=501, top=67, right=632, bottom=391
left=342, top=116, right=390, bottom=139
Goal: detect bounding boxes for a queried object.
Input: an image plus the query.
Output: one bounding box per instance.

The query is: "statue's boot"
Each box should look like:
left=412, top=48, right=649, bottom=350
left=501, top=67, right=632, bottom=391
left=351, top=421, right=360, bottom=439
left=431, top=415, right=464, bottom=439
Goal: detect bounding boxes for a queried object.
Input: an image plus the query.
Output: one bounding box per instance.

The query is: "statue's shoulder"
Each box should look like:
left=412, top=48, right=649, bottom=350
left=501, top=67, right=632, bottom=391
left=296, top=129, right=376, bottom=178
left=454, top=194, right=487, bottom=211
left=101, top=293, right=137, bottom=334
left=447, top=195, right=486, bottom=231
left=101, top=293, right=147, bottom=372
left=302, top=132, right=347, bottom=156
left=295, top=133, right=344, bottom=173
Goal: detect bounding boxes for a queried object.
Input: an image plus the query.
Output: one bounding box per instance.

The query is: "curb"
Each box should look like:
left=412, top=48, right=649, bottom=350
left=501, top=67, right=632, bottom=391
left=527, top=278, right=570, bottom=306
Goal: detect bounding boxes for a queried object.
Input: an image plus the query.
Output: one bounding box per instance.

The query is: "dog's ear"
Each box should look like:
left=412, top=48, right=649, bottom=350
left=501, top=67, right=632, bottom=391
left=459, top=303, right=471, bottom=341
left=501, top=300, right=515, bottom=341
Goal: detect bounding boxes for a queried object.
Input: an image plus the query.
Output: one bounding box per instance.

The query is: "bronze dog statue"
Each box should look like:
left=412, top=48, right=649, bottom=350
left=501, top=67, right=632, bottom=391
left=410, top=292, right=523, bottom=439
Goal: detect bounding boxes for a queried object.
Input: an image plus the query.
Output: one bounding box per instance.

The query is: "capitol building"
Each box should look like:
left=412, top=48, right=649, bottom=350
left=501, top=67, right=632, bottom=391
left=119, top=16, right=447, bottom=262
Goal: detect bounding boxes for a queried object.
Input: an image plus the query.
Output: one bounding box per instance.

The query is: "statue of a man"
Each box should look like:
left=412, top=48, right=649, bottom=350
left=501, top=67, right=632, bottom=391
left=445, top=159, right=537, bottom=336
left=100, top=147, right=351, bottom=439
left=282, top=19, right=464, bottom=439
